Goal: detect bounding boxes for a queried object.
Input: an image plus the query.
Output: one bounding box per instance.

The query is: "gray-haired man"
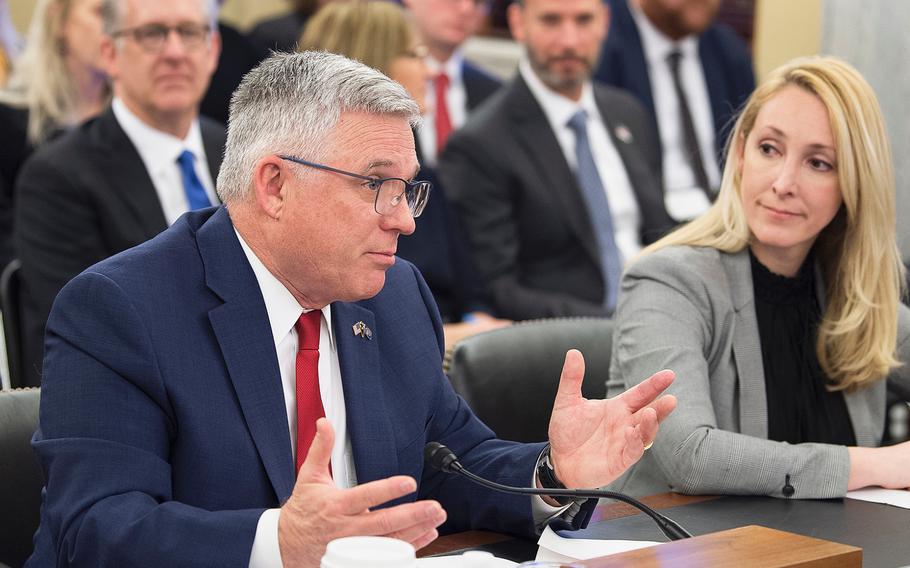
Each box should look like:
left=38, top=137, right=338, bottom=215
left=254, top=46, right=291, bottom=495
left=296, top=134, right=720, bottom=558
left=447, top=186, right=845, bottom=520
left=28, top=51, right=676, bottom=567
left=15, top=0, right=223, bottom=387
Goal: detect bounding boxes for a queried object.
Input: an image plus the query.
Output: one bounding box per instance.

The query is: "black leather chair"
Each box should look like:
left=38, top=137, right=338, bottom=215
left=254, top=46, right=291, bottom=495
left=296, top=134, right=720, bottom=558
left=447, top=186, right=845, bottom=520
left=1, top=259, right=23, bottom=389
left=443, top=317, right=613, bottom=443
left=0, top=387, right=42, bottom=567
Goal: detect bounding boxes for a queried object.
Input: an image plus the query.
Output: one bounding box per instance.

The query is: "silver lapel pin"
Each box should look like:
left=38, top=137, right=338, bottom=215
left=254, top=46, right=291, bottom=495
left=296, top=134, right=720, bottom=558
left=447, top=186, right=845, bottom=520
left=614, top=124, right=634, bottom=144
left=352, top=321, right=373, bottom=340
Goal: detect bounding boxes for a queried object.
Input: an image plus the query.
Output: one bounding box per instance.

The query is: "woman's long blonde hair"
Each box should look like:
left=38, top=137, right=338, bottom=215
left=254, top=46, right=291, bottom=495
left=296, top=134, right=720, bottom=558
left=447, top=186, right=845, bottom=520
left=0, top=0, right=108, bottom=144
left=643, top=56, right=903, bottom=391
left=298, top=0, right=414, bottom=77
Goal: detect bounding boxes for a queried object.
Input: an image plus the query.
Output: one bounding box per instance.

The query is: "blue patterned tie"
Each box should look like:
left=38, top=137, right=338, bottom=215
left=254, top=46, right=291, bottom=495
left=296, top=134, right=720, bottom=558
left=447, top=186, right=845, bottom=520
left=177, top=150, right=212, bottom=210
left=566, top=110, right=623, bottom=312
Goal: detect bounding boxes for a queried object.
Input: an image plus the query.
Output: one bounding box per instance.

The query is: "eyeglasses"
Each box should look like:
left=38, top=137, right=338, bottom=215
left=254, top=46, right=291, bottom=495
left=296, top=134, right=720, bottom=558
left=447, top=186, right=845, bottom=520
left=278, top=155, right=431, bottom=218
left=112, top=23, right=211, bottom=53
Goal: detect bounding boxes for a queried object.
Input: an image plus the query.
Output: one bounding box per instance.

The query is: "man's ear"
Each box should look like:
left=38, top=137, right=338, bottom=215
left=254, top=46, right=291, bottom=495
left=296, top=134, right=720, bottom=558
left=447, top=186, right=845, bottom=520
left=99, top=36, right=119, bottom=81
left=252, top=156, right=289, bottom=219
left=507, top=2, right=525, bottom=43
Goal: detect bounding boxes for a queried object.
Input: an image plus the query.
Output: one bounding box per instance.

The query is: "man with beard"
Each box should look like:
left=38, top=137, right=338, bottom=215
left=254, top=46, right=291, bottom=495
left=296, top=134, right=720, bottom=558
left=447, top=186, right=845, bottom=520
left=439, top=0, right=674, bottom=321
left=594, top=0, right=755, bottom=221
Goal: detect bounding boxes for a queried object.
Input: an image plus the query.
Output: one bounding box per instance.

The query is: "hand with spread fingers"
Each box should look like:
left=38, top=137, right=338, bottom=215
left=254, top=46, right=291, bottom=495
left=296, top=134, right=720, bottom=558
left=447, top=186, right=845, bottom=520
left=278, top=419, right=447, bottom=567
left=546, top=350, right=677, bottom=489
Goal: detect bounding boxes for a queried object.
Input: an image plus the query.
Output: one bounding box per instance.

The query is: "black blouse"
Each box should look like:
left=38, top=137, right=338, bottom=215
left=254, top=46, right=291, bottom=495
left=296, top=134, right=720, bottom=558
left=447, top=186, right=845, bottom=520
left=750, top=250, right=856, bottom=446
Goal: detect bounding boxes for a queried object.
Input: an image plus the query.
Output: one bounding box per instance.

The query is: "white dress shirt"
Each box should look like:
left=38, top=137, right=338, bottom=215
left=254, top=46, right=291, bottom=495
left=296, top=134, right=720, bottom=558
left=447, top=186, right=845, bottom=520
left=630, top=3, right=719, bottom=221
left=111, top=97, right=218, bottom=225
left=519, top=59, right=643, bottom=263
left=418, top=51, right=470, bottom=167
left=237, top=231, right=356, bottom=567
left=238, top=230, right=564, bottom=565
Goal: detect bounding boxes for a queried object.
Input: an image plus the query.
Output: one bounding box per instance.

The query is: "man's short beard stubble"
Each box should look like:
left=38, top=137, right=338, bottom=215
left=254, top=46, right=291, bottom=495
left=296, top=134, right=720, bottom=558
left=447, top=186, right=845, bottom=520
left=528, top=51, right=594, bottom=95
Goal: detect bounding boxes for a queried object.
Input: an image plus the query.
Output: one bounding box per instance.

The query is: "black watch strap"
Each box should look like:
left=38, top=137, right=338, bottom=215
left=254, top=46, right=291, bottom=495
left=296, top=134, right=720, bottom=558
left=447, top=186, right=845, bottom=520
left=536, top=444, right=577, bottom=506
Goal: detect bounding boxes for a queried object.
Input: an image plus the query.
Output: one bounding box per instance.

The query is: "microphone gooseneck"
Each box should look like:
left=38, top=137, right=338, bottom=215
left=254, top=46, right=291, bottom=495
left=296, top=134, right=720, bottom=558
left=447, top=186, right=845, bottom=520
left=423, top=442, right=692, bottom=541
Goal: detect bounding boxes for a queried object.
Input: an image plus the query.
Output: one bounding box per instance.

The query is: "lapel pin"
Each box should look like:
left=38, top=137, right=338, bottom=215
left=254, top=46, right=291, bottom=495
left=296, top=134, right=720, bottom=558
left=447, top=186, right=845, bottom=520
left=614, top=124, right=634, bottom=144
left=352, top=321, right=373, bottom=340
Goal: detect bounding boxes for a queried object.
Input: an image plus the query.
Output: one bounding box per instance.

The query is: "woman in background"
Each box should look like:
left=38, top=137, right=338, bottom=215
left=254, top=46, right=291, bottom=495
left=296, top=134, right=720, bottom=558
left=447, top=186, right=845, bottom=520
left=608, top=56, right=910, bottom=499
left=300, top=0, right=510, bottom=350
left=0, top=0, right=109, bottom=267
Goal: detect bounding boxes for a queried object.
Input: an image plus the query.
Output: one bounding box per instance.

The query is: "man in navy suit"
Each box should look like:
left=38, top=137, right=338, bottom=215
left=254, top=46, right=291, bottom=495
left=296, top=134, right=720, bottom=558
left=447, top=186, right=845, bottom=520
left=28, top=51, right=676, bottom=567
left=594, top=0, right=755, bottom=220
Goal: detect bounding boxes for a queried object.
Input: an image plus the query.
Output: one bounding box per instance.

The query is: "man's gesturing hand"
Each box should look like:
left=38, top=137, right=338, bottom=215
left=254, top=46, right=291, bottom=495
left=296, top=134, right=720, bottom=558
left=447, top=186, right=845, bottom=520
left=278, top=419, right=447, bottom=567
left=547, top=349, right=677, bottom=489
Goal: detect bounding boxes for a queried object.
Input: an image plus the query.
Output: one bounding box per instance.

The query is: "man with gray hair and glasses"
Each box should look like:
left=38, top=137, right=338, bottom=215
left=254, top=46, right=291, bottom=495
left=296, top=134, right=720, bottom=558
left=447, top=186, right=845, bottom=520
left=27, top=51, right=676, bottom=567
left=14, top=0, right=223, bottom=386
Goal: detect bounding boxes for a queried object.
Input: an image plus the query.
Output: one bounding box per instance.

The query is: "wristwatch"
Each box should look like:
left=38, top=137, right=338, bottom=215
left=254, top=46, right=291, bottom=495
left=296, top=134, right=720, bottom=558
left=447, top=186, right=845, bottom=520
left=536, top=444, right=580, bottom=506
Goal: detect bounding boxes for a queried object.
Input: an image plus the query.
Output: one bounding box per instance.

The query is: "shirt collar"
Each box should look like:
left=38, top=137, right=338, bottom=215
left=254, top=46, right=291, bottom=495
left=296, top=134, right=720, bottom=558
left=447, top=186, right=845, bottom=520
left=519, top=57, right=599, bottom=129
left=425, top=50, right=464, bottom=86
left=111, top=97, right=207, bottom=177
left=630, top=2, right=699, bottom=65
left=233, top=228, right=336, bottom=353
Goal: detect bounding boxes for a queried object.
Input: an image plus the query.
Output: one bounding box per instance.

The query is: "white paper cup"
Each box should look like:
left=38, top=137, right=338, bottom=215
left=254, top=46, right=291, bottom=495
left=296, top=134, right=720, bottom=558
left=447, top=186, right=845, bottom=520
left=321, top=536, right=416, bottom=568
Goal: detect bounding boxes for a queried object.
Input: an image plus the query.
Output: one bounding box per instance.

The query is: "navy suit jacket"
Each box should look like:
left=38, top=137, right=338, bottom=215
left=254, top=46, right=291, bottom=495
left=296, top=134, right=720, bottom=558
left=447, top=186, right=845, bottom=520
left=594, top=0, right=755, bottom=162
left=27, top=207, right=577, bottom=566
left=398, top=59, right=502, bottom=321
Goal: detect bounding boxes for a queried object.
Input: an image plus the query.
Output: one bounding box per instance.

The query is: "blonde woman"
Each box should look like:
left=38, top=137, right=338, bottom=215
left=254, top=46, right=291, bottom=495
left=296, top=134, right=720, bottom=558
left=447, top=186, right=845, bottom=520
left=0, top=0, right=108, bottom=266
left=300, top=0, right=428, bottom=112
left=607, top=56, right=910, bottom=499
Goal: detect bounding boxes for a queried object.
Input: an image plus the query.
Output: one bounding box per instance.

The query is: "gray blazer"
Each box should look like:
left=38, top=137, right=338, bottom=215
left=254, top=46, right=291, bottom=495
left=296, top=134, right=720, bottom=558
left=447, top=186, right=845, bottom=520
left=607, top=245, right=910, bottom=498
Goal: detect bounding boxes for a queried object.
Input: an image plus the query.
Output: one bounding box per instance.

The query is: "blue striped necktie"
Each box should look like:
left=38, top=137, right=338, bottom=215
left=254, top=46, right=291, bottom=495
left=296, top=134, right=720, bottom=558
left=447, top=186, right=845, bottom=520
left=177, top=149, right=212, bottom=210
left=566, top=109, right=623, bottom=313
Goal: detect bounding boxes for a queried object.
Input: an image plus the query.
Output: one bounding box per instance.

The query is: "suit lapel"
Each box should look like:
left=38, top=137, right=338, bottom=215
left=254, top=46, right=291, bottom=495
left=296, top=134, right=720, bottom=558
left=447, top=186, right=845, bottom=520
left=199, top=208, right=295, bottom=502
left=92, top=108, right=168, bottom=235
left=721, top=249, right=768, bottom=438
left=332, top=302, right=398, bottom=484
left=507, top=77, right=602, bottom=268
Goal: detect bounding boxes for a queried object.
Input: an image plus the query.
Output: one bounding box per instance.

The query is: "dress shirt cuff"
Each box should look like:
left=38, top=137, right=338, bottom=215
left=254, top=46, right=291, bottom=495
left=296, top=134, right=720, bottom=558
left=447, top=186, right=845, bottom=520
left=249, top=508, right=282, bottom=568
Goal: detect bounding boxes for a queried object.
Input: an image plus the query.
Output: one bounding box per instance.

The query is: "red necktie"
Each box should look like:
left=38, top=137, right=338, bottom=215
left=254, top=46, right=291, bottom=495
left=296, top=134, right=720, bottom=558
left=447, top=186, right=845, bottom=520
left=434, top=72, right=453, bottom=155
left=295, top=310, right=324, bottom=474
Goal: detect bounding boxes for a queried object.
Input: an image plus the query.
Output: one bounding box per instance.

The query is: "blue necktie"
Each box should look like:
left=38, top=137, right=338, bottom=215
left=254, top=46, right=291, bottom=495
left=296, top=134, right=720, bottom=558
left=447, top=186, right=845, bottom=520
left=177, top=150, right=212, bottom=210
left=566, top=110, right=623, bottom=313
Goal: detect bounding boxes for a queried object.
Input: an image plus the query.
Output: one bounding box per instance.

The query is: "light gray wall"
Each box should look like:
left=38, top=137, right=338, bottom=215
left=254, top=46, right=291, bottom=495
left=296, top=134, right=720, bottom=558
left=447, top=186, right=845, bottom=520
left=822, top=0, right=910, bottom=260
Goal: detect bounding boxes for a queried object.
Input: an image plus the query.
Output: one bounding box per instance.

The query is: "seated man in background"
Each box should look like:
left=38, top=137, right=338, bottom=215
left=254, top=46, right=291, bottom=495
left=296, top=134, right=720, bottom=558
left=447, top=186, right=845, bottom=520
left=440, top=0, right=675, bottom=321
left=27, top=51, right=677, bottom=567
left=301, top=0, right=509, bottom=348
left=14, top=0, right=223, bottom=385
left=595, top=0, right=755, bottom=221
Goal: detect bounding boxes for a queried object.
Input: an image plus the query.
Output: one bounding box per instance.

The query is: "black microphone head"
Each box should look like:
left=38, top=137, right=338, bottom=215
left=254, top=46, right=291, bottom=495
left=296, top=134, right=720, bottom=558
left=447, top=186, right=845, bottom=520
left=424, top=442, right=462, bottom=474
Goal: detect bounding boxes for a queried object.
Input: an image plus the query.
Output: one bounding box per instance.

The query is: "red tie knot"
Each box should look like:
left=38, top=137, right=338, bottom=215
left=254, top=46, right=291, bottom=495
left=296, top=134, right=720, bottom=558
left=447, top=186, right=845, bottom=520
left=296, top=310, right=321, bottom=351
left=435, top=72, right=450, bottom=91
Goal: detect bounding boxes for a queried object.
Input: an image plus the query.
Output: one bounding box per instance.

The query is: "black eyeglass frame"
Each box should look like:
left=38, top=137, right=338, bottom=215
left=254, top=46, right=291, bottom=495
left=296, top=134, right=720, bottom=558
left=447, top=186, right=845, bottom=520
left=278, top=155, right=431, bottom=218
left=111, top=23, right=212, bottom=52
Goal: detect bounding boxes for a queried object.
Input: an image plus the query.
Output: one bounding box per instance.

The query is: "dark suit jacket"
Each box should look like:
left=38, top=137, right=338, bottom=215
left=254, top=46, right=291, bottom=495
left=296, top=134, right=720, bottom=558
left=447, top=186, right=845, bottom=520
left=462, top=60, right=502, bottom=111
left=398, top=60, right=502, bottom=321
left=200, top=22, right=269, bottom=125
left=249, top=10, right=310, bottom=53
left=27, top=207, right=584, bottom=566
left=13, top=107, right=226, bottom=386
left=0, top=103, right=32, bottom=270
left=594, top=0, right=755, bottom=162
left=439, top=74, right=675, bottom=320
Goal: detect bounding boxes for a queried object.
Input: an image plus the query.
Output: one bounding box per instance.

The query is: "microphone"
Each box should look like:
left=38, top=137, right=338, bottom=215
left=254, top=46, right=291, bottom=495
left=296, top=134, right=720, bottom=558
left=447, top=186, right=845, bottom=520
left=424, top=442, right=692, bottom=541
